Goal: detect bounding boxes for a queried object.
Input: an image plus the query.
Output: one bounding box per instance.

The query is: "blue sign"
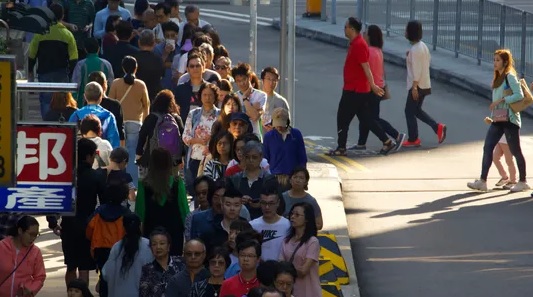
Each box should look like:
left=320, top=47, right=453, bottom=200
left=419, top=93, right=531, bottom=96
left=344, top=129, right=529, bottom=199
left=0, top=183, right=75, bottom=213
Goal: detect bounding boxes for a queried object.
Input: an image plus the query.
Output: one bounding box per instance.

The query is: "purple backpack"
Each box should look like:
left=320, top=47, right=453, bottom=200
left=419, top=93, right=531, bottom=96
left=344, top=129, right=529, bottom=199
left=150, top=113, right=182, bottom=161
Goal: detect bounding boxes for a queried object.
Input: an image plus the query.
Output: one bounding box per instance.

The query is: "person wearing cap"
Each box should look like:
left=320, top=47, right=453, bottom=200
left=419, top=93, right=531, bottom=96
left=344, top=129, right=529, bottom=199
left=263, top=108, right=307, bottom=191
left=228, top=112, right=253, bottom=140
left=68, top=278, right=94, bottom=297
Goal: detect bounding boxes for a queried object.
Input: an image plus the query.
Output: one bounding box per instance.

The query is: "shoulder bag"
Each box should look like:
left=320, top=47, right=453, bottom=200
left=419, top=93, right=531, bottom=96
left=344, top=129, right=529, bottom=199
left=504, top=75, right=533, bottom=113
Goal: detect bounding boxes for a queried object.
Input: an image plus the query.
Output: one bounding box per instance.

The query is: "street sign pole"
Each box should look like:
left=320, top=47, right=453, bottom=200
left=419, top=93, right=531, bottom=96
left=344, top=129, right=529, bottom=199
left=249, top=0, right=258, bottom=73
left=279, top=0, right=288, bottom=97
left=287, top=0, right=296, bottom=125
left=0, top=56, right=16, bottom=187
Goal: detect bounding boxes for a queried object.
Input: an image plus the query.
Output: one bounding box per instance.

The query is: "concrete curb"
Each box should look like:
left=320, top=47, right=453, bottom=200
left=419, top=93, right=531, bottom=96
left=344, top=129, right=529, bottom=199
left=271, top=19, right=533, bottom=118
left=307, top=162, right=360, bottom=297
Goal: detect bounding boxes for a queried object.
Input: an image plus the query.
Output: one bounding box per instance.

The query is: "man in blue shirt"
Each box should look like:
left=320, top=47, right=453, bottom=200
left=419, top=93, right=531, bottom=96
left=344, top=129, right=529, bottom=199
left=69, top=82, right=120, bottom=148
left=93, top=0, right=131, bottom=40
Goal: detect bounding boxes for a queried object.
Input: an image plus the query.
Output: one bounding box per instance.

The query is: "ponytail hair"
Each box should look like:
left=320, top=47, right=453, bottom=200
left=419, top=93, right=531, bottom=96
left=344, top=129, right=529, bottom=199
left=119, top=213, right=142, bottom=277
left=8, top=215, right=39, bottom=237
left=122, top=56, right=137, bottom=85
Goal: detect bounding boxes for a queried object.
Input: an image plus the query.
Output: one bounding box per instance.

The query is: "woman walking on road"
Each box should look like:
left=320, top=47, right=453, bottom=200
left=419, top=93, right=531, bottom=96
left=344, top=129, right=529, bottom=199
left=349, top=24, right=406, bottom=151
left=492, top=136, right=517, bottom=189
left=402, top=20, right=447, bottom=147
left=467, top=49, right=529, bottom=192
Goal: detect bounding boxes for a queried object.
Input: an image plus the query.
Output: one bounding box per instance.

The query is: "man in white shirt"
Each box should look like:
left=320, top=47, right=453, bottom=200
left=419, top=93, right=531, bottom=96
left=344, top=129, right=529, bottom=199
left=153, top=2, right=174, bottom=42
left=250, top=183, right=290, bottom=261
left=260, top=66, right=290, bottom=135
left=177, top=5, right=211, bottom=45
left=232, top=63, right=267, bottom=139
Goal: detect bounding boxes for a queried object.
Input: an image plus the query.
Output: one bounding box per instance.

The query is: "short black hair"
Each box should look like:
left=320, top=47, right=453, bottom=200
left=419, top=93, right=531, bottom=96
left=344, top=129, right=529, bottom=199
left=88, top=71, right=106, bottom=88
left=257, top=260, right=279, bottom=287
left=346, top=17, right=362, bottom=32
left=164, top=0, right=178, bottom=8
left=49, top=3, right=63, bottom=21
left=223, top=182, right=242, bottom=199
left=78, top=138, right=97, bottom=163
left=260, top=66, right=279, bottom=80
left=231, top=62, right=253, bottom=78
left=193, top=33, right=212, bottom=47
left=184, top=4, right=199, bottom=15
left=105, top=15, right=121, bottom=33
left=154, top=2, right=171, bottom=15
left=161, top=21, right=179, bottom=34
left=237, top=239, right=262, bottom=258
left=206, top=246, right=232, bottom=269
left=229, top=220, right=253, bottom=232
left=134, top=0, right=149, bottom=16
left=84, top=37, right=99, bottom=54
left=115, top=20, right=133, bottom=41
left=405, top=20, right=423, bottom=42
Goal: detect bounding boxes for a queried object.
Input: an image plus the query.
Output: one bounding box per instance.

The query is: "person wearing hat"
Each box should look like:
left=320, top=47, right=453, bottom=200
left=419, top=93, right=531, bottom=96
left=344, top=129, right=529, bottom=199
left=263, top=108, right=307, bottom=191
left=68, top=278, right=94, bottom=297
left=101, top=147, right=137, bottom=206
left=228, top=112, right=254, bottom=140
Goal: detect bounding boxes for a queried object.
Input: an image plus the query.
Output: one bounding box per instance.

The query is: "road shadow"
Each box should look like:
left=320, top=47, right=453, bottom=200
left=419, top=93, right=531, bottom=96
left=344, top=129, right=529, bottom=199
left=370, top=191, right=510, bottom=219
left=349, top=195, right=533, bottom=297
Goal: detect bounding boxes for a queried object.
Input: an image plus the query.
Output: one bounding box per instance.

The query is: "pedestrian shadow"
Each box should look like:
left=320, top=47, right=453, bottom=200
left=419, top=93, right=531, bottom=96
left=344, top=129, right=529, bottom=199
left=370, top=191, right=509, bottom=219
left=351, top=196, right=533, bottom=297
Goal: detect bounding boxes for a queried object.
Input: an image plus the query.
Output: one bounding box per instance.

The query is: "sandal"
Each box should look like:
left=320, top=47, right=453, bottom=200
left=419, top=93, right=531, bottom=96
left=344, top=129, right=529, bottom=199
left=380, top=140, right=396, bottom=155
left=325, top=147, right=347, bottom=156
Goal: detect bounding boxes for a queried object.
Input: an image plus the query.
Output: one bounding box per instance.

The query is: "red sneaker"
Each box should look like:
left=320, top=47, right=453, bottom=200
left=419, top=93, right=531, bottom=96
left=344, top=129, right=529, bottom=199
left=437, top=123, right=447, bottom=144
left=402, top=139, right=421, bottom=147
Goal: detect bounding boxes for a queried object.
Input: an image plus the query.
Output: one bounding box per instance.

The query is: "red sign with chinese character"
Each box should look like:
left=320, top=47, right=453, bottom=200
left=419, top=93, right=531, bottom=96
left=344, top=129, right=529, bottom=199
left=16, top=125, right=76, bottom=184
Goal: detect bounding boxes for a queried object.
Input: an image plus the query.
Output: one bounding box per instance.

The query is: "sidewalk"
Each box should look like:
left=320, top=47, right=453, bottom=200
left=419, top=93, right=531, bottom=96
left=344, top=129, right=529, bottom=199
left=272, top=17, right=533, bottom=117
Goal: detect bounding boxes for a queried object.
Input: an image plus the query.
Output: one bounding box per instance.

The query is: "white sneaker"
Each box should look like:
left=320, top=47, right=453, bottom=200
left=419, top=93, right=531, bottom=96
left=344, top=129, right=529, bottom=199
left=495, top=177, right=510, bottom=187
left=467, top=180, right=488, bottom=192
left=503, top=182, right=517, bottom=190
left=510, top=181, right=531, bottom=192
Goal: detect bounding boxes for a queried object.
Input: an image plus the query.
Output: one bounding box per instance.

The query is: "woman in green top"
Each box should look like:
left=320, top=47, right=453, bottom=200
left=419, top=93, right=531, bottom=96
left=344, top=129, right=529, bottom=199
left=467, top=49, right=529, bottom=193
left=135, top=148, right=189, bottom=256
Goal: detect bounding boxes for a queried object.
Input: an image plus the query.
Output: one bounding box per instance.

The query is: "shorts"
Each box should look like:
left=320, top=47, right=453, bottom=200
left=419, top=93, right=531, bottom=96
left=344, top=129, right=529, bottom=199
left=61, top=228, right=96, bottom=271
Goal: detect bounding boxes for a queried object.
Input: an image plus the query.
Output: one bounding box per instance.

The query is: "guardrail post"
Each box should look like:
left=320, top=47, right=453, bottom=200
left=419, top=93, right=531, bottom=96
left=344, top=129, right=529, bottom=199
left=432, top=0, right=439, bottom=50
left=520, top=11, right=527, bottom=78
left=476, top=0, right=484, bottom=65
left=331, top=0, right=337, bottom=24
left=454, top=0, right=462, bottom=58
left=363, top=0, right=369, bottom=24
left=499, top=5, right=506, bottom=48
left=385, top=0, right=391, bottom=37
left=321, top=0, right=327, bottom=21
left=409, top=0, right=415, bottom=20
left=357, top=0, right=364, bottom=21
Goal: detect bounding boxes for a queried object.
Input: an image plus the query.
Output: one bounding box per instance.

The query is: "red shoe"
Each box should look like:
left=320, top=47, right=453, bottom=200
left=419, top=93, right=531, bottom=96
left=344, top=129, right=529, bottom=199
left=437, top=123, right=447, bottom=144
left=402, top=138, right=421, bottom=147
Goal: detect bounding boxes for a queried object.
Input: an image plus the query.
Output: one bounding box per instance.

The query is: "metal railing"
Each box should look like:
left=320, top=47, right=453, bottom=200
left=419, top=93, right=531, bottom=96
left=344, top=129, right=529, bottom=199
left=16, top=82, right=78, bottom=121
left=328, top=0, right=532, bottom=80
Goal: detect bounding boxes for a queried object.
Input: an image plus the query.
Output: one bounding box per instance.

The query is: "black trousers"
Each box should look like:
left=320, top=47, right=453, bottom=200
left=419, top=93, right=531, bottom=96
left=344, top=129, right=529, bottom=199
left=404, top=89, right=438, bottom=141
left=481, top=121, right=526, bottom=182
left=358, top=93, right=400, bottom=145
left=336, top=90, right=389, bottom=149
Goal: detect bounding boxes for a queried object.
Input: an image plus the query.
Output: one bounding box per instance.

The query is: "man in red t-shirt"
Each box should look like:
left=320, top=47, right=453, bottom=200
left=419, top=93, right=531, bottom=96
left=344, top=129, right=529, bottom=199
left=327, top=17, right=397, bottom=156
left=219, top=240, right=261, bottom=296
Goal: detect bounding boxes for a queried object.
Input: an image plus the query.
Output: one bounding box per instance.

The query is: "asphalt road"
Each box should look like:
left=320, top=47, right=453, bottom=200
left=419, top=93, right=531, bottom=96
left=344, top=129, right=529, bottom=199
left=32, top=3, right=533, bottom=297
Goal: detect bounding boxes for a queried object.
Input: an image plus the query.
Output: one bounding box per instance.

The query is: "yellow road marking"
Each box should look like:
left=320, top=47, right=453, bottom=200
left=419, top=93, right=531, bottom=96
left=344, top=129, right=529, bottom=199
left=305, top=139, right=370, bottom=172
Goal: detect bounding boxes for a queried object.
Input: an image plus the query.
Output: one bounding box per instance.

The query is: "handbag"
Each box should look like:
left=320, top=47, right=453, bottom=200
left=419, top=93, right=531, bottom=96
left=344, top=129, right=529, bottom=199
left=503, top=75, right=533, bottom=113
left=492, top=108, right=509, bottom=122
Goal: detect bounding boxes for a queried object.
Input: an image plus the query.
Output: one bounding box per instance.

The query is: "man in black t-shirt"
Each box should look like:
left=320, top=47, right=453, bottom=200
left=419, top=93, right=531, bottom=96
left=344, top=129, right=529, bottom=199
left=134, top=29, right=165, bottom=102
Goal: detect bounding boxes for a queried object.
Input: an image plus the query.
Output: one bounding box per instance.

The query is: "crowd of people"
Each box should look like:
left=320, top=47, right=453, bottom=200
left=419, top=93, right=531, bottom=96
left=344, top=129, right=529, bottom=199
left=0, top=0, right=320, bottom=296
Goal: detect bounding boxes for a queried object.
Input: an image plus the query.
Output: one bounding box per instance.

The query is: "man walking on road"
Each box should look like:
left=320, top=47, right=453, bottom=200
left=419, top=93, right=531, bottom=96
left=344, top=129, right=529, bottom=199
left=327, top=17, right=396, bottom=156
left=402, top=20, right=446, bottom=147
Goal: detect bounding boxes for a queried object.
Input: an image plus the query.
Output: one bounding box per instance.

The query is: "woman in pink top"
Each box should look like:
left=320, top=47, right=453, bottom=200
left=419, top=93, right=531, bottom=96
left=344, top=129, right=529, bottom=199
left=279, top=202, right=321, bottom=297
left=0, top=216, right=45, bottom=297
left=350, top=25, right=406, bottom=152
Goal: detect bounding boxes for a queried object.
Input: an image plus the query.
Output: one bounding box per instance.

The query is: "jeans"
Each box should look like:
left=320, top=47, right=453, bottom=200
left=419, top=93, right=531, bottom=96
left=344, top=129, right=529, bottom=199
left=481, top=122, right=526, bottom=182
left=336, top=90, right=389, bottom=149
left=38, top=70, right=69, bottom=119
left=404, top=89, right=438, bottom=142
left=125, top=121, right=141, bottom=186
left=358, top=93, right=400, bottom=145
